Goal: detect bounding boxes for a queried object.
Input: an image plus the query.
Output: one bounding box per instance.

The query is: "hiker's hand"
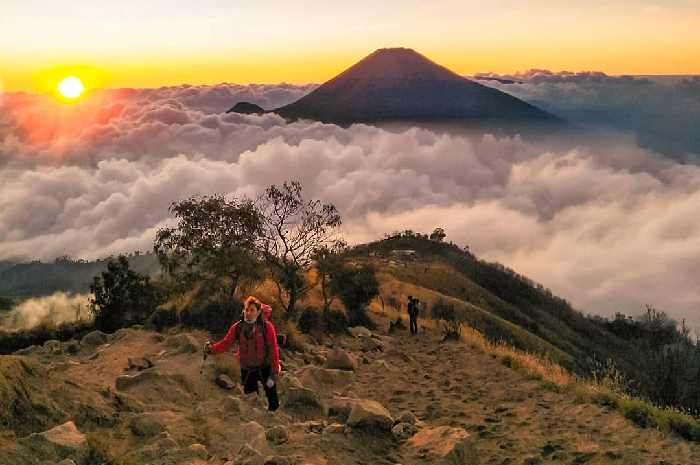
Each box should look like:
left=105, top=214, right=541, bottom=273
left=203, top=343, right=211, bottom=355
left=270, top=371, right=278, bottom=381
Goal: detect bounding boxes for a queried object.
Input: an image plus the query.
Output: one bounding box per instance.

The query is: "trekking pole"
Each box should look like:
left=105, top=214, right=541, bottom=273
left=193, top=342, right=210, bottom=402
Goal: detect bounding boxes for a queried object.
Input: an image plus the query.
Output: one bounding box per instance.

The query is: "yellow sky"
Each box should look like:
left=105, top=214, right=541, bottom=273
left=2, top=0, right=699, bottom=92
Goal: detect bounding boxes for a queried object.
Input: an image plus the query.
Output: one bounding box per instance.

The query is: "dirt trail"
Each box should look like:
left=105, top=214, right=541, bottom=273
left=352, top=314, right=700, bottom=465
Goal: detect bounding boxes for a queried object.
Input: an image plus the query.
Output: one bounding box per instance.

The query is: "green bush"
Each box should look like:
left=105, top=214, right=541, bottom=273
left=619, top=399, right=656, bottom=428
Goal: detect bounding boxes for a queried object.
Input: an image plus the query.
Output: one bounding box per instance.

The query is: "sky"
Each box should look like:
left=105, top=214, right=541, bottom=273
left=1, top=1, right=700, bottom=323
left=3, top=0, right=700, bottom=91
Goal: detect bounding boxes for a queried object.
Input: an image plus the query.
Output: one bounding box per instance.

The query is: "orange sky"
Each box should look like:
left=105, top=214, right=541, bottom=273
left=2, top=0, right=699, bottom=92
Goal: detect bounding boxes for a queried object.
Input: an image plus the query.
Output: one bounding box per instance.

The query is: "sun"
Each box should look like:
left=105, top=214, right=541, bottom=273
left=57, top=76, right=85, bottom=99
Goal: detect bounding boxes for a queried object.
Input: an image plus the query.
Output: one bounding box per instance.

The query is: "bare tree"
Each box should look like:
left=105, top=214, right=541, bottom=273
left=257, top=181, right=343, bottom=320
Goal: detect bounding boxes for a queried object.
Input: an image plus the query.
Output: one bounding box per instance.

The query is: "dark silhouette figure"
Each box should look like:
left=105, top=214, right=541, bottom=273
left=408, top=295, right=420, bottom=335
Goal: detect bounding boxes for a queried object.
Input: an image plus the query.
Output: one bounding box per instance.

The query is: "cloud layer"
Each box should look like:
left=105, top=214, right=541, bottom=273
left=1, top=82, right=699, bottom=322
left=474, top=71, right=700, bottom=159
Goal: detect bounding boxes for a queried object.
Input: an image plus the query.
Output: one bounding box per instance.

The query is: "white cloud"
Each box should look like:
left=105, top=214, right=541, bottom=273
left=1, top=83, right=700, bottom=322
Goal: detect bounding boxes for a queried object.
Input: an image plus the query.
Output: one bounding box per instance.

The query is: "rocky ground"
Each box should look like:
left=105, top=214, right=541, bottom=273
left=2, top=310, right=700, bottom=465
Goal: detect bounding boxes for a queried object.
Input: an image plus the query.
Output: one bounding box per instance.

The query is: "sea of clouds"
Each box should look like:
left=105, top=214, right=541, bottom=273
left=1, top=75, right=699, bottom=322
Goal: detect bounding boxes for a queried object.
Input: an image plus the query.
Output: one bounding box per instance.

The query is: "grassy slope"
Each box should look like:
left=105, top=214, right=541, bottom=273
left=349, top=236, right=642, bottom=377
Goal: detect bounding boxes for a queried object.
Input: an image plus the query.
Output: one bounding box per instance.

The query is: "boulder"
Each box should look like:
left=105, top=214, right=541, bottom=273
left=22, top=421, right=87, bottom=460
left=324, top=347, right=357, bottom=371
left=282, top=387, right=326, bottom=420
left=392, top=422, right=419, bottom=441
left=166, top=333, right=200, bottom=353
left=130, top=414, right=166, bottom=437
left=361, top=337, right=384, bottom=352
left=188, top=443, right=208, bottom=460
left=265, top=425, right=288, bottom=445
left=82, top=330, right=108, bottom=347
left=408, top=426, right=479, bottom=465
left=346, top=400, right=394, bottom=431
left=328, top=397, right=361, bottom=423
left=127, top=357, right=154, bottom=370
left=396, top=411, right=419, bottom=425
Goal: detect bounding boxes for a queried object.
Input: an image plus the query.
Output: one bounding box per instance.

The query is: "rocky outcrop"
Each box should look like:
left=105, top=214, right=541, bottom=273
left=166, top=333, right=200, bottom=353
left=127, top=357, right=154, bottom=370
left=21, top=421, right=86, bottom=461
left=226, top=102, right=265, bottom=115
left=408, top=426, right=479, bottom=465
left=130, top=413, right=166, bottom=437
left=324, top=347, right=357, bottom=371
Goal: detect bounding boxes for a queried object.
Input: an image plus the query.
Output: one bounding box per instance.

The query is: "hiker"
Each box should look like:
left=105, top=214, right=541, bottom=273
left=204, top=296, right=280, bottom=411
left=407, top=295, right=420, bottom=335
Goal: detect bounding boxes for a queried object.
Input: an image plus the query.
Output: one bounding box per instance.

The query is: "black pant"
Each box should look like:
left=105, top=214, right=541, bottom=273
left=410, top=315, right=418, bottom=334
left=241, top=365, right=280, bottom=411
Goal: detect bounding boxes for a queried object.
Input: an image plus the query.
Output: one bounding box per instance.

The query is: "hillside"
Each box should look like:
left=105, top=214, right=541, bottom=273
left=348, top=237, right=643, bottom=378
left=2, top=314, right=699, bottom=465
left=0, top=253, right=161, bottom=298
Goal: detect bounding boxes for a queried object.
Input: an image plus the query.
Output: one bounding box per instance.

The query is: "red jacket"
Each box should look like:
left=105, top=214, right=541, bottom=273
left=209, top=320, right=280, bottom=374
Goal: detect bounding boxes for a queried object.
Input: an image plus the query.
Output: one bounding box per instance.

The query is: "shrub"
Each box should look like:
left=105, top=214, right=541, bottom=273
left=431, top=299, right=462, bottom=340
left=89, top=256, right=159, bottom=333
left=619, top=399, right=656, bottom=428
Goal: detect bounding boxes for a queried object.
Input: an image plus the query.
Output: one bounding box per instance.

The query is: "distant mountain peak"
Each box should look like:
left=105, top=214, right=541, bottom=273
left=273, top=47, right=567, bottom=128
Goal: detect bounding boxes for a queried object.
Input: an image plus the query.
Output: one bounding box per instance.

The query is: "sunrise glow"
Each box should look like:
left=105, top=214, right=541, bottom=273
left=57, top=76, right=84, bottom=99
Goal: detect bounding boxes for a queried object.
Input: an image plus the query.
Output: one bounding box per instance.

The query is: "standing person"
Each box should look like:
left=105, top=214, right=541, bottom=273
left=205, top=296, right=280, bottom=411
left=408, top=295, right=419, bottom=335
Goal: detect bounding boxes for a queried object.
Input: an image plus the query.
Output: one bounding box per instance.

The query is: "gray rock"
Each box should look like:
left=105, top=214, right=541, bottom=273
left=282, top=387, right=326, bottom=420
left=392, top=422, right=419, bottom=440
left=187, top=443, right=208, bottom=460
left=324, top=347, right=357, bottom=371
left=263, top=456, right=291, bottom=465
left=82, top=330, right=108, bottom=347
left=22, top=421, right=87, bottom=460
left=396, top=411, right=418, bottom=425
left=361, top=337, right=384, bottom=352
left=265, top=425, right=288, bottom=445
left=347, top=399, right=394, bottom=431
left=235, top=443, right=264, bottom=465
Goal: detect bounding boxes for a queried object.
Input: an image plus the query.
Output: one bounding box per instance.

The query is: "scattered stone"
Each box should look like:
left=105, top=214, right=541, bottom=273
left=384, top=348, right=411, bottom=362
left=297, top=365, right=354, bottom=392
left=127, top=357, right=154, bottom=371
left=89, top=351, right=100, bottom=361
left=347, top=399, right=394, bottom=431
left=392, top=423, right=419, bottom=441
left=408, top=426, right=478, bottom=465
left=130, top=414, right=166, bottom=437
left=58, top=460, right=77, bottom=465
left=217, top=374, right=237, bottom=390
left=396, top=411, right=419, bottom=425
left=361, top=337, right=384, bottom=352
left=22, top=421, right=87, bottom=460
left=324, top=347, right=357, bottom=371
left=188, top=443, right=208, bottom=460
left=82, top=330, right=108, bottom=347
left=266, top=425, right=288, bottom=445
left=349, top=326, right=373, bottom=338
left=328, top=397, right=360, bottom=423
